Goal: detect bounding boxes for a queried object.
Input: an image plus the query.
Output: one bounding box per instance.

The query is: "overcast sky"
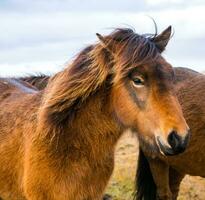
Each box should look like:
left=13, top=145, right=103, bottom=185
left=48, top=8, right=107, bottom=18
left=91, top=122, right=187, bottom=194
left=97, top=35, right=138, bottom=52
left=0, top=0, right=205, bottom=76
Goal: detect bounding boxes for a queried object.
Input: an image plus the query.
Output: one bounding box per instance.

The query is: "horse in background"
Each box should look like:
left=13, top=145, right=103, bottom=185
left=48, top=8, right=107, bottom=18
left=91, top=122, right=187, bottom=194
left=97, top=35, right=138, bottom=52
left=20, top=74, right=49, bottom=90
left=0, top=26, right=190, bottom=200
left=135, top=69, right=205, bottom=200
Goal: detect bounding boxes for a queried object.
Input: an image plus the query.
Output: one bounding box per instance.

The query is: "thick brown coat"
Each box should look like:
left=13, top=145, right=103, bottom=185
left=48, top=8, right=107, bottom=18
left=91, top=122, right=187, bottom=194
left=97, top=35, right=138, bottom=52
left=0, top=27, right=187, bottom=200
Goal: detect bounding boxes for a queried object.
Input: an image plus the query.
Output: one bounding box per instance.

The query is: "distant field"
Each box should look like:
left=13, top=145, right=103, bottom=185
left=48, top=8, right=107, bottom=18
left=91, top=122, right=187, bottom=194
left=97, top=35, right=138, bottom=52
left=106, top=131, right=205, bottom=200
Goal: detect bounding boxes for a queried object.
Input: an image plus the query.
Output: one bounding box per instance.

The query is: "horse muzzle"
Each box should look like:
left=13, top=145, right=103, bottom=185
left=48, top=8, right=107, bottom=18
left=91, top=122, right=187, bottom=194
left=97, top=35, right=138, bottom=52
left=156, top=130, right=191, bottom=156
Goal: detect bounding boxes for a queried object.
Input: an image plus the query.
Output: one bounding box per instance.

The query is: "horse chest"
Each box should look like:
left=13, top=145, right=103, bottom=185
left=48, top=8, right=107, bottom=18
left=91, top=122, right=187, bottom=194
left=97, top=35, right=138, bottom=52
left=51, top=153, right=115, bottom=200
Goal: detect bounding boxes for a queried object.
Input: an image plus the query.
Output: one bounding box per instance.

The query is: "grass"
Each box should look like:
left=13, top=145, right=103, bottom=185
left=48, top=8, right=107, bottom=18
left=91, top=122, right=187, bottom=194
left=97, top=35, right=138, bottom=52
left=105, top=131, right=137, bottom=200
left=106, top=178, right=134, bottom=200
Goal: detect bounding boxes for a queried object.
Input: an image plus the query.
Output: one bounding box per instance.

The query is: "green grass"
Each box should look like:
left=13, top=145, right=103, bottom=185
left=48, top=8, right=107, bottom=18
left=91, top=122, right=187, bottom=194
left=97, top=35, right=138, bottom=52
left=106, top=178, right=134, bottom=200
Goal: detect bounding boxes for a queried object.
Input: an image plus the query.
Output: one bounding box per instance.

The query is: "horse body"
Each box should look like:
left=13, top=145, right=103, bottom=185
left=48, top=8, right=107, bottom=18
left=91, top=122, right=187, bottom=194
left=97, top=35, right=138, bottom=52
left=21, top=67, right=205, bottom=200
left=136, top=68, right=205, bottom=200
left=167, top=75, right=205, bottom=177
left=0, top=77, right=121, bottom=200
left=0, top=79, right=40, bottom=200
left=0, top=77, right=119, bottom=200
left=0, top=27, right=189, bottom=200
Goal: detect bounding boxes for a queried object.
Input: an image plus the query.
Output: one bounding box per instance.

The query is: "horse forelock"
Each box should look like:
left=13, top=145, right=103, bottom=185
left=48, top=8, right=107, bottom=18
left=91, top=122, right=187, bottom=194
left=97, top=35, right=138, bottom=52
left=40, top=43, right=112, bottom=124
left=95, top=28, right=162, bottom=81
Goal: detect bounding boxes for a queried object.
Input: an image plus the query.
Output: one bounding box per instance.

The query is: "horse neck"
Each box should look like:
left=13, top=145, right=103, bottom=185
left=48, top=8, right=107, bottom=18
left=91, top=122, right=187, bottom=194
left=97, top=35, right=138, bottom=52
left=68, top=89, right=123, bottom=152
left=36, top=44, right=125, bottom=160
left=37, top=78, right=123, bottom=160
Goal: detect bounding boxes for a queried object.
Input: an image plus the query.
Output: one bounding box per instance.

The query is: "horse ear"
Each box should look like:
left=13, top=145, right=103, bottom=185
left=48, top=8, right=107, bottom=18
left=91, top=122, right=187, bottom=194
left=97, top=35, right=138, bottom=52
left=96, top=33, right=113, bottom=53
left=152, top=26, right=172, bottom=52
left=96, top=33, right=106, bottom=46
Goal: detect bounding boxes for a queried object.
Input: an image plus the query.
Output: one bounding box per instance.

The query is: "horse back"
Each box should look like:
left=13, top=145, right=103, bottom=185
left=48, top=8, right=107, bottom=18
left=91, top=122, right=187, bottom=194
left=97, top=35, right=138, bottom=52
left=0, top=78, right=41, bottom=199
left=0, top=78, right=37, bottom=93
left=0, top=78, right=38, bottom=102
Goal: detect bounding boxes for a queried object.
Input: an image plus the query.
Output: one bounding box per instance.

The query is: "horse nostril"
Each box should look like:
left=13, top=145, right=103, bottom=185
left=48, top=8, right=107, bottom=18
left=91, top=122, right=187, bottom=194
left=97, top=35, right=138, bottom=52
left=158, top=130, right=190, bottom=156
left=167, top=130, right=181, bottom=150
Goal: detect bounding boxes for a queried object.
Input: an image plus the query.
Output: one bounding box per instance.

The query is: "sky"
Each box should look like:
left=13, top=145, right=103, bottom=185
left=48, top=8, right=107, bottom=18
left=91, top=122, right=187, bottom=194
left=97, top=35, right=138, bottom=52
left=0, top=0, right=205, bottom=76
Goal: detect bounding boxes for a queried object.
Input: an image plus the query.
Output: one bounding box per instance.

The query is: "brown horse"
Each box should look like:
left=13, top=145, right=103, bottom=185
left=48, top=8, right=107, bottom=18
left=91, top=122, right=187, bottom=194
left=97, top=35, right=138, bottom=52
left=0, top=27, right=190, bottom=200
left=21, top=68, right=199, bottom=200
left=135, top=68, right=205, bottom=200
left=19, top=75, right=110, bottom=200
left=21, top=67, right=200, bottom=200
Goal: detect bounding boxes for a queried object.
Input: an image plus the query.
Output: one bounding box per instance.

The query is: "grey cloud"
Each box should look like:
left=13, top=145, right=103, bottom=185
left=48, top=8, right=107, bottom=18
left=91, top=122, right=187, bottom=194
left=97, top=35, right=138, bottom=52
left=2, top=0, right=203, bottom=13
left=0, top=0, right=147, bottom=12
left=0, top=0, right=205, bottom=76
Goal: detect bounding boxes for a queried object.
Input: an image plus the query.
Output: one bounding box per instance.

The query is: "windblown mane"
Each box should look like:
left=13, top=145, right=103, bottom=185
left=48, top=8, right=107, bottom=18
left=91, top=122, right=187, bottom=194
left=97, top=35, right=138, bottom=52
left=105, top=28, right=159, bottom=66
left=39, top=28, right=162, bottom=125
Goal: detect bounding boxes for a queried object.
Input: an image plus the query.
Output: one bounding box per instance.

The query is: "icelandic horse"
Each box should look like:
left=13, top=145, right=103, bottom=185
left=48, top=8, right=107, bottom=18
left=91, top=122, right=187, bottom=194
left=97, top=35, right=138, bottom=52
left=0, top=27, right=189, bottom=200
left=21, top=67, right=199, bottom=200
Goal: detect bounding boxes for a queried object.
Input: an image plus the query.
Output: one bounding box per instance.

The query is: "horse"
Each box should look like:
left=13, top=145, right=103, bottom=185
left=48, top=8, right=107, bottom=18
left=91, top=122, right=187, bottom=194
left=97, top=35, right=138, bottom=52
left=135, top=68, right=205, bottom=200
left=20, top=67, right=199, bottom=200
left=0, top=26, right=190, bottom=200
left=12, top=75, right=113, bottom=200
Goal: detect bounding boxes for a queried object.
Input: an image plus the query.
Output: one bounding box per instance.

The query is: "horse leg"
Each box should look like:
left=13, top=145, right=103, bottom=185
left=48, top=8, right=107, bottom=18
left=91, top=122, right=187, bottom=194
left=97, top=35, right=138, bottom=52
left=148, top=158, right=172, bottom=200
left=169, top=167, right=185, bottom=200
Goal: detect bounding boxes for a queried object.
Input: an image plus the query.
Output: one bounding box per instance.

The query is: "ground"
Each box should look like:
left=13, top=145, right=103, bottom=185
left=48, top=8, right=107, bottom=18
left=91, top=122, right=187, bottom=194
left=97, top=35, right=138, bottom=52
left=106, top=131, right=205, bottom=200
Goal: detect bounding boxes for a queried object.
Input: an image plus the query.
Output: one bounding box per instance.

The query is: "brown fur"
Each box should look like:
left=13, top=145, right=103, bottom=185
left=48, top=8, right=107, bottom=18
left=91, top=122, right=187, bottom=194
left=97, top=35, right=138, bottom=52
left=0, top=27, right=188, bottom=200
left=21, top=67, right=197, bottom=200
left=135, top=67, right=205, bottom=200
left=22, top=69, right=203, bottom=200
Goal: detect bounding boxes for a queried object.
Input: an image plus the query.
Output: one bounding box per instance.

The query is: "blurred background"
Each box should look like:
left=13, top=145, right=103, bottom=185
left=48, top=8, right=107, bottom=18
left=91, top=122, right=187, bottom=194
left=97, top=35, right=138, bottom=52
left=0, top=0, right=205, bottom=76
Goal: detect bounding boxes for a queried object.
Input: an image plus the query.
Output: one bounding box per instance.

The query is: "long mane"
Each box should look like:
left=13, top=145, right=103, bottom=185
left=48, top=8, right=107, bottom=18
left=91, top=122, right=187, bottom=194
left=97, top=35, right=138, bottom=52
left=39, top=28, right=161, bottom=125
left=40, top=45, right=112, bottom=124
left=106, top=28, right=158, bottom=65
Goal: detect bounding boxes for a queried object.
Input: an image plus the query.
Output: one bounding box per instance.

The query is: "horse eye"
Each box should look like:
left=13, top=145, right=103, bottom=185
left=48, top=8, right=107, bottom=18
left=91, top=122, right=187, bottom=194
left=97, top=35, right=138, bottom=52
left=132, top=77, right=144, bottom=87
